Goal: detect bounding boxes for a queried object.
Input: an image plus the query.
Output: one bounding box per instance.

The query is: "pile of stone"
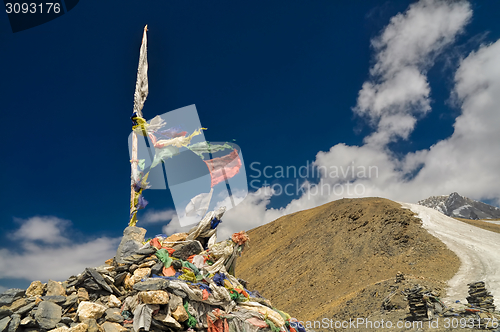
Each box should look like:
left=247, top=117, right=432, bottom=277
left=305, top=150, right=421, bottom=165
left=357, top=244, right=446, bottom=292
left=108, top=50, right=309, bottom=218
left=405, top=285, right=444, bottom=321
left=406, top=285, right=428, bottom=320
left=0, top=207, right=302, bottom=332
left=395, top=272, right=404, bottom=283
left=466, top=281, right=495, bottom=311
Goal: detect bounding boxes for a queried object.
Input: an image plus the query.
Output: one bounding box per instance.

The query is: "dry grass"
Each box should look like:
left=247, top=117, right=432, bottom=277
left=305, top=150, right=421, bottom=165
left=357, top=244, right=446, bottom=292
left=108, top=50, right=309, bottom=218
left=236, top=197, right=460, bottom=324
left=454, top=217, right=500, bottom=234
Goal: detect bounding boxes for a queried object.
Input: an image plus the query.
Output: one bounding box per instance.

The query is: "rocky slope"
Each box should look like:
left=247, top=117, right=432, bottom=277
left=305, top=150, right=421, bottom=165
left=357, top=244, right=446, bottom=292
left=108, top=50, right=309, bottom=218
left=418, top=192, right=500, bottom=220
left=236, top=197, right=461, bottom=324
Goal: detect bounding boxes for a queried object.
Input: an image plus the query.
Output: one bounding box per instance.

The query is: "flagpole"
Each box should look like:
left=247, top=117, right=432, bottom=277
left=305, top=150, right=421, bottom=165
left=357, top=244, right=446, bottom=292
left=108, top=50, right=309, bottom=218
left=129, top=25, right=149, bottom=226
left=130, top=130, right=138, bottom=219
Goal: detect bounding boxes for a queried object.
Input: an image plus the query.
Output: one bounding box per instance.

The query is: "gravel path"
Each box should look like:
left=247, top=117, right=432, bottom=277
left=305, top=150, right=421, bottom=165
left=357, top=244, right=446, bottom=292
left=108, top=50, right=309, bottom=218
left=400, top=202, right=500, bottom=307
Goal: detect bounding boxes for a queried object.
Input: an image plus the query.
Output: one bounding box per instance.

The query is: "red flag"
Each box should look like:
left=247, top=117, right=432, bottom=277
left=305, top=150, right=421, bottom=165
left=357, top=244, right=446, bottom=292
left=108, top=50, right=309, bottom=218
left=204, top=149, right=242, bottom=187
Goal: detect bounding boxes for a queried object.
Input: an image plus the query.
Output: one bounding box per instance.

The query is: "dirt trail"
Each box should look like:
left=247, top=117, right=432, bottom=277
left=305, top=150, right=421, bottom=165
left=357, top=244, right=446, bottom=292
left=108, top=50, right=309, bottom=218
left=401, top=202, right=500, bottom=307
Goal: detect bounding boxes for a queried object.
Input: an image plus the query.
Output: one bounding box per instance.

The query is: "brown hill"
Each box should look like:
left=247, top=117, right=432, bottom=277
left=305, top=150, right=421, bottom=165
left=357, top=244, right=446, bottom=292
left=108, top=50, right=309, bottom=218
left=236, top=197, right=460, bottom=324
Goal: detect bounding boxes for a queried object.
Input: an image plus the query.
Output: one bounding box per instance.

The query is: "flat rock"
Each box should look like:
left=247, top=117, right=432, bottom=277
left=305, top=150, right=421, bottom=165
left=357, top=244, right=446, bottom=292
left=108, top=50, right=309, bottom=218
left=133, top=279, right=168, bottom=291
left=138, top=290, right=169, bottom=305
left=103, top=274, right=114, bottom=285
left=136, top=247, right=157, bottom=256
left=42, top=295, right=67, bottom=304
left=138, top=260, right=156, bottom=269
left=114, top=265, right=129, bottom=273
left=7, top=314, right=20, bottom=332
left=115, top=226, right=146, bottom=264
left=164, top=233, right=189, bottom=247
left=153, top=313, right=182, bottom=329
left=7, top=298, right=28, bottom=312
left=26, top=281, right=45, bottom=297
left=105, top=308, right=124, bottom=323
left=46, top=280, right=66, bottom=297
left=0, top=316, right=11, bottom=332
left=20, top=316, right=36, bottom=327
left=113, top=272, right=127, bottom=287
left=0, top=289, right=25, bottom=307
left=0, top=309, right=11, bottom=319
left=76, top=301, right=107, bottom=321
left=172, top=241, right=203, bottom=260
left=122, top=254, right=146, bottom=265
left=15, top=301, right=36, bottom=315
left=82, top=278, right=101, bottom=292
left=151, top=262, right=164, bottom=276
left=35, top=301, right=62, bottom=330
left=101, top=321, right=128, bottom=332
left=63, top=294, right=79, bottom=307
left=86, top=268, right=113, bottom=293
left=82, top=318, right=100, bottom=332
left=95, top=265, right=114, bottom=275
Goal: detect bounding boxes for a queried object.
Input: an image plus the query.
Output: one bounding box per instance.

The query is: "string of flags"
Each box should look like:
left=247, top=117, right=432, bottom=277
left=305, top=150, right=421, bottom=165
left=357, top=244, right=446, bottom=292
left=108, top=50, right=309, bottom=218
left=128, top=26, right=242, bottom=227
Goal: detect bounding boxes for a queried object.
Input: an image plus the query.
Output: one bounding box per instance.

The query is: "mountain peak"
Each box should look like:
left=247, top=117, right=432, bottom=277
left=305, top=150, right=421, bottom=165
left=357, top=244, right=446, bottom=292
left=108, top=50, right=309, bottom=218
left=418, top=192, right=500, bottom=220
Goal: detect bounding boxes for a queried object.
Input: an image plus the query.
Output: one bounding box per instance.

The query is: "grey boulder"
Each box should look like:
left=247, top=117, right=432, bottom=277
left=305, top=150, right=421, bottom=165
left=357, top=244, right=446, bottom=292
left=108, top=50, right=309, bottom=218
left=0, top=289, right=25, bottom=307
left=34, top=301, right=62, bottom=330
left=115, top=226, right=146, bottom=264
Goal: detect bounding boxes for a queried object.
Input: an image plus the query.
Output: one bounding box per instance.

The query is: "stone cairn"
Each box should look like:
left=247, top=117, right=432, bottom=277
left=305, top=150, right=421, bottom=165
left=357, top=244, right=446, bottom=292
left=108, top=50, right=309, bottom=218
left=407, top=285, right=428, bottom=320
left=467, top=281, right=495, bottom=311
left=0, top=209, right=301, bottom=332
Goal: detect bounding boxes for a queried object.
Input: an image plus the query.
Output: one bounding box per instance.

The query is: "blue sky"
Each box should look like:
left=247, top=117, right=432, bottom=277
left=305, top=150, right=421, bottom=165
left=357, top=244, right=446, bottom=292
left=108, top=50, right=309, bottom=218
left=1, top=0, right=500, bottom=291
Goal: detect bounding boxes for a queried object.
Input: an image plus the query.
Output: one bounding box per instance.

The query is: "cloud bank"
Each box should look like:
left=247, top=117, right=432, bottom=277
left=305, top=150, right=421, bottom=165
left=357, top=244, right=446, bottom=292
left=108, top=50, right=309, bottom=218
left=0, top=216, right=120, bottom=284
left=179, top=0, right=500, bottom=239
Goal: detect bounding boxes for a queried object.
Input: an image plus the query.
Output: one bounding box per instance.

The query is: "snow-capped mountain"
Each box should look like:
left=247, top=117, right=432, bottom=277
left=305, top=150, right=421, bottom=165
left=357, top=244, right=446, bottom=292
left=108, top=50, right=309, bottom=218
left=418, top=192, right=500, bottom=220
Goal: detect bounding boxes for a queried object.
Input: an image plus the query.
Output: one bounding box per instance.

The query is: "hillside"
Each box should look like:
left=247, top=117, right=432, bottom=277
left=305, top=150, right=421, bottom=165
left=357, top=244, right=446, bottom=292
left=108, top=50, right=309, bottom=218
left=236, top=197, right=460, bottom=323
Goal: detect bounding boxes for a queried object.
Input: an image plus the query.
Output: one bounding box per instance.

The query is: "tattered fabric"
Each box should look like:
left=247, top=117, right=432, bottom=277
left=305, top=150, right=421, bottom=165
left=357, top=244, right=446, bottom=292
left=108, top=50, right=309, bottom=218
left=133, top=26, right=149, bottom=118
left=204, top=149, right=242, bottom=187
left=187, top=141, right=233, bottom=159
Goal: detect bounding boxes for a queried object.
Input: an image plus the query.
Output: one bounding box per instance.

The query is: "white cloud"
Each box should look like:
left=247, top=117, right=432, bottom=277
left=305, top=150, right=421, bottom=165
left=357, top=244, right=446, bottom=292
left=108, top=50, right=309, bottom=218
left=12, top=216, right=70, bottom=244
left=162, top=188, right=287, bottom=240
left=355, top=0, right=472, bottom=146
left=141, top=209, right=177, bottom=225
left=0, top=217, right=120, bottom=284
left=408, top=38, right=500, bottom=203
left=178, top=0, right=500, bottom=239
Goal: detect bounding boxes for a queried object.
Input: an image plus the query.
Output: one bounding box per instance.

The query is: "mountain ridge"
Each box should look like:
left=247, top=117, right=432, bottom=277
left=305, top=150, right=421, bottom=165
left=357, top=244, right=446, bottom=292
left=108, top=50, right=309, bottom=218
left=418, top=192, right=500, bottom=220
